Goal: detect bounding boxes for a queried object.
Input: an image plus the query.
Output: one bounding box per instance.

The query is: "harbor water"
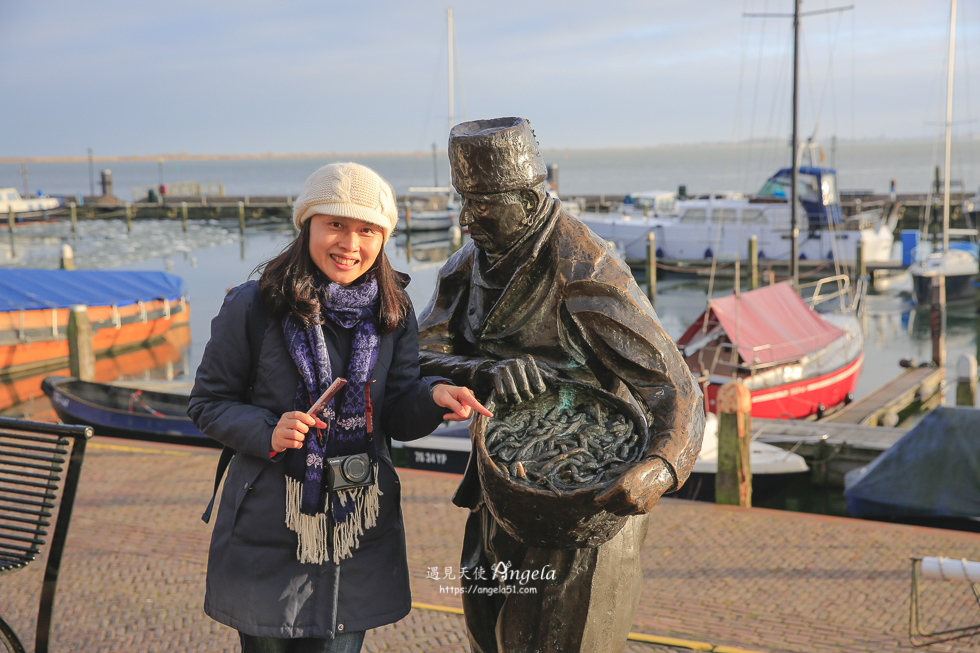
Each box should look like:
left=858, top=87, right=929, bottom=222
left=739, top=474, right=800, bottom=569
left=4, top=217, right=977, bottom=418
left=2, top=145, right=978, bottom=521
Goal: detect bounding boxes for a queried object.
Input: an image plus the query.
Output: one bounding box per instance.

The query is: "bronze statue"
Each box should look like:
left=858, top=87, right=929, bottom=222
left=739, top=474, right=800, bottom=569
left=418, top=117, right=705, bottom=653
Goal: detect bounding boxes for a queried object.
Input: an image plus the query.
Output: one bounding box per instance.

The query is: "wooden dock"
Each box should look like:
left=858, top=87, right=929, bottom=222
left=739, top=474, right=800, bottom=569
left=748, top=365, right=945, bottom=486
left=752, top=418, right=908, bottom=487
left=819, top=365, right=944, bottom=426
left=623, top=255, right=904, bottom=280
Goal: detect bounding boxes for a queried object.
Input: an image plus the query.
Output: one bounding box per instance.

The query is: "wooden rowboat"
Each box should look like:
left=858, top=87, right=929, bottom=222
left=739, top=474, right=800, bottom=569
left=41, top=376, right=214, bottom=447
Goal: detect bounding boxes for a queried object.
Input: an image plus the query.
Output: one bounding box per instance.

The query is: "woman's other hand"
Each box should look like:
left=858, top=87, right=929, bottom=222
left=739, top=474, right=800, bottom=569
left=271, top=411, right=327, bottom=453
left=432, top=384, right=493, bottom=422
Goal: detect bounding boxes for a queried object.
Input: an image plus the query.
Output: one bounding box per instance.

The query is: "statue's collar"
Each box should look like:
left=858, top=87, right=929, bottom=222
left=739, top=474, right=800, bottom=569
left=477, top=195, right=561, bottom=282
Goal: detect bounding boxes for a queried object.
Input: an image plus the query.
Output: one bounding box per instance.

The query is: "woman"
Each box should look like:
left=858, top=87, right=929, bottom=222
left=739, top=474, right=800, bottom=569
left=188, top=162, right=490, bottom=653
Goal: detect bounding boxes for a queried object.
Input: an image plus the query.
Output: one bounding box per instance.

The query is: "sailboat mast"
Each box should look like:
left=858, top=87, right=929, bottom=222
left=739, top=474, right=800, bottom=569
left=448, top=7, right=454, bottom=133
left=942, top=0, right=956, bottom=253
left=791, top=0, right=800, bottom=285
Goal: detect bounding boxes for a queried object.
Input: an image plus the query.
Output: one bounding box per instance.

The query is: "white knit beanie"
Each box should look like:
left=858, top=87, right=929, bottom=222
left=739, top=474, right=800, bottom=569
left=293, top=162, right=398, bottom=241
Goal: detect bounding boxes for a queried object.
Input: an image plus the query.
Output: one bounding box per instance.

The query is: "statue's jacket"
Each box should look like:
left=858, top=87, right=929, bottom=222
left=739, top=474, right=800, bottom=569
left=418, top=203, right=705, bottom=509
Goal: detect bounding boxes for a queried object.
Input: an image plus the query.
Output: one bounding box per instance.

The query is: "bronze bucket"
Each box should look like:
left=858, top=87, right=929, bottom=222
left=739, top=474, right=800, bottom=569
left=471, top=381, right=648, bottom=549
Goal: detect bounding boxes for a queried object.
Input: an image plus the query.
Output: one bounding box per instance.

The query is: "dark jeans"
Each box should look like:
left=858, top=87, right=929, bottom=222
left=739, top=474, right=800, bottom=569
left=239, top=631, right=365, bottom=653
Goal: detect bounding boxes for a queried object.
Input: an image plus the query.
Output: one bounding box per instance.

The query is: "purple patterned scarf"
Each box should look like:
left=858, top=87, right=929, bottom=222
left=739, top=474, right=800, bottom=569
left=282, top=275, right=381, bottom=564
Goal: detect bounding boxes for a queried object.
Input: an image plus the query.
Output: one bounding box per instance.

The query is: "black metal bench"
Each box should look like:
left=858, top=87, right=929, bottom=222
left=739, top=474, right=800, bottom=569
left=0, top=417, right=93, bottom=653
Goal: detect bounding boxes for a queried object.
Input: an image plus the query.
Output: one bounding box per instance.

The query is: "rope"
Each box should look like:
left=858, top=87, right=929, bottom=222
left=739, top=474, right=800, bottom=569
left=128, top=390, right=164, bottom=417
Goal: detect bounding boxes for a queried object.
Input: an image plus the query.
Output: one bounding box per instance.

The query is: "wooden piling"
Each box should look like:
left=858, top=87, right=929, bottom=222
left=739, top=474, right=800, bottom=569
left=449, top=225, right=462, bottom=253
left=956, top=354, right=977, bottom=407
left=67, top=305, right=95, bottom=381
left=646, top=231, right=657, bottom=307
left=716, top=381, right=752, bottom=507
left=405, top=203, right=412, bottom=235
left=7, top=206, right=14, bottom=231
left=238, top=201, right=245, bottom=233
left=749, top=236, right=759, bottom=290
left=125, top=202, right=133, bottom=233
left=930, top=277, right=946, bottom=368
left=856, top=240, right=866, bottom=278
left=60, top=244, right=75, bottom=270
left=181, top=202, right=188, bottom=232
left=70, top=202, right=77, bottom=233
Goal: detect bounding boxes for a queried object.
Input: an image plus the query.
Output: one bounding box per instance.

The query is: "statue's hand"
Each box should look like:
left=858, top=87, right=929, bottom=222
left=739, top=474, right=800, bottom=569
left=594, top=457, right=675, bottom=516
left=488, top=355, right=552, bottom=404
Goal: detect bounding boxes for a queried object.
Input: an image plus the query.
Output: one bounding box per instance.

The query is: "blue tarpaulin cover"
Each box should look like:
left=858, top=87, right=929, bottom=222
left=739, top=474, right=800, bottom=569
left=844, top=406, right=980, bottom=519
left=0, top=270, right=185, bottom=312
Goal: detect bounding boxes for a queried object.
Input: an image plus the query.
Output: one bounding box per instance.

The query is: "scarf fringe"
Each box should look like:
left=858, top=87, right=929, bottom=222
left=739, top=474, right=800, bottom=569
left=285, top=470, right=383, bottom=565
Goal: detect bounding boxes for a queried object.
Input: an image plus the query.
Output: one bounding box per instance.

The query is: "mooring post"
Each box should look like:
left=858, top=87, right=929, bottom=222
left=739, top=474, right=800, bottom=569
left=749, top=235, right=759, bottom=290
left=70, top=202, right=77, bottom=233
left=955, top=354, right=977, bottom=407
left=238, top=201, right=245, bottom=234
left=646, top=231, right=657, bottom=307
left=125, top=202, right=132, bottom=233
left=449, top=224, right=462, bottom=253
left=67, top=305, right=95, bottom=381
left=405, top=203, right=412, bottom=236
left=60, top=244, right=75, bottom=270
left=181, top=201, right=188, bottom=232
left=7, top=207, right=17, bottom=258
left=716, top=381, right=752, bottom=507
left=856, top=239, right=866, bottom=278
left=930, top=276, right=946, bottom=368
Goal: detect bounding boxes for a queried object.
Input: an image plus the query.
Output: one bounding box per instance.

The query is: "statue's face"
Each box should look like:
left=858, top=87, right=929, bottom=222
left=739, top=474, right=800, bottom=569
left=458, top=190, right=529, bottom=254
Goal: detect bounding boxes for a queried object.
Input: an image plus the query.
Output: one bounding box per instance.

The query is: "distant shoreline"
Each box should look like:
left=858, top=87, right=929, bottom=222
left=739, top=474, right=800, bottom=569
left=1, top=137, right=964, bottom=165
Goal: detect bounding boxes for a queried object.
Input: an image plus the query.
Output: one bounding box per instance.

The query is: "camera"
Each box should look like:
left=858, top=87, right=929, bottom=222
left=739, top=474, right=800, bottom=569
left=326, top=453, right=375, bottom=491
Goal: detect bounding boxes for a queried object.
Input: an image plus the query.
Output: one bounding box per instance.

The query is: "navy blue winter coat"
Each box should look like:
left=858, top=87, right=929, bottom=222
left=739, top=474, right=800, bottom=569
left=188, top=280, right=446, bottom=639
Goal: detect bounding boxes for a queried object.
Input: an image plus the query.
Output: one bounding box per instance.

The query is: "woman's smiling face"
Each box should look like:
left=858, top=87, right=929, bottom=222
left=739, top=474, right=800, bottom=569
left=308, top=214, right=384, bottom=286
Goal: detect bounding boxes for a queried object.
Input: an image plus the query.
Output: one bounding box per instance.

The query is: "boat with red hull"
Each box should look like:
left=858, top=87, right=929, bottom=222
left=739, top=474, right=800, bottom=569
left=676, top=276, right=865, bottom=420
left=0, top=270, right=189, bottom=377
left=699, top=352, right=863, bottom=420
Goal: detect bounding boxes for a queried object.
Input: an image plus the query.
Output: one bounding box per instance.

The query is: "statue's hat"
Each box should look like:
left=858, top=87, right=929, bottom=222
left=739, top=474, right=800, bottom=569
left=449, top=117, right=548, bottom=194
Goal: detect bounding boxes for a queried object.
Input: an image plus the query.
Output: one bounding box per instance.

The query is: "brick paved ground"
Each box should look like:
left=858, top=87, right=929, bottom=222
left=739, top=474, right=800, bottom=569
left=2, top=439, right=979, bottom=652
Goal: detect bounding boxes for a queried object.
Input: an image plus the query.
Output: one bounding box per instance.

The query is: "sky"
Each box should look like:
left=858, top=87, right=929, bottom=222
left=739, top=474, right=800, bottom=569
left=2, top=0, right=977, bottom=158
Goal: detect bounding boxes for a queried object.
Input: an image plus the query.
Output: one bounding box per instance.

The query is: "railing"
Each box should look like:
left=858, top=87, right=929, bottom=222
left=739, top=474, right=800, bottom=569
left=130, top=180, right=225, bottom=200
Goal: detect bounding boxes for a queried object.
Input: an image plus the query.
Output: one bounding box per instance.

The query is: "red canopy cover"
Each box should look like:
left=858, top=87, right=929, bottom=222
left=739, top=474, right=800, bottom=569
left=676, top=282, right=845, bottom=365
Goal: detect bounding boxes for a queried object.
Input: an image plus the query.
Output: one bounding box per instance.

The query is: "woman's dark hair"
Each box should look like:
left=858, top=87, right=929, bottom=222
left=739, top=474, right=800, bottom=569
left=256, top=219, right=410, bottom=334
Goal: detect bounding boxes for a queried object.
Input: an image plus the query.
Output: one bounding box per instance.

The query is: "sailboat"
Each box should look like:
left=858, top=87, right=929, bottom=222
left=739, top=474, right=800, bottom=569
left=675, top=1, right=866, bottom=420
left=396, top=8, right=460, bottom=234
left=909, top=0, right=979, bottom=306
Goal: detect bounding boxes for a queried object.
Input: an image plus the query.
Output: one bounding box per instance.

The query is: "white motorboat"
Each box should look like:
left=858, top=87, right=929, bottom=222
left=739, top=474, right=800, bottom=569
left=909, top=228, right=979, bottom=305
left=0, top=187, right=64, bottom=220
left=397, top=187, right=457, bottom=232
left=578, top=166, right=895, bottom=266
left=616, top=189, right=680, bottom=219
left=670, top=413, right=809, bottom=502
